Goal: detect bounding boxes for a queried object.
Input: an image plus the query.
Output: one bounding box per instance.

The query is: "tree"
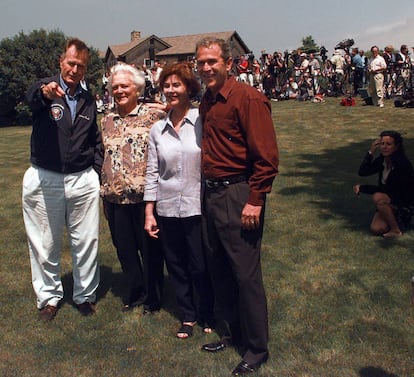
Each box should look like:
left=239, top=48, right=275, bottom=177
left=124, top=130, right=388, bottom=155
left=298, top=35, right=320, bottom=54
left=0, top=29, right=103, bottom=125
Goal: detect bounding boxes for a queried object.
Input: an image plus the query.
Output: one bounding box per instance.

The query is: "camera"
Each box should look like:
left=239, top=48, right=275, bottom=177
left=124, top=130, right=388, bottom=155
left=319, top=46, right=328, bottom=62
left=334, top=38, right=354, bottom=50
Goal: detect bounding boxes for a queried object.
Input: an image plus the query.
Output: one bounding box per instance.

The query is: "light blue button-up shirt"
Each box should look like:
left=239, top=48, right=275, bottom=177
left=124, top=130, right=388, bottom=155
left=59, top=75, right=83, bottom=122
left=144, top=106, right=202, bottom=218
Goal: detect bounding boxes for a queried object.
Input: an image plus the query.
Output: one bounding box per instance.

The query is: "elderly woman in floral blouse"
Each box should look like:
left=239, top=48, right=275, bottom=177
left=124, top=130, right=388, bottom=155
left=101, top=62, right=166, bottom=314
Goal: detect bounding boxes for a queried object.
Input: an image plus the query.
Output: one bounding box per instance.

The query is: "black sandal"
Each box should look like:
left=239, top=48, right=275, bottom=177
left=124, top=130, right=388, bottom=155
left=176, top=322, right=196, bottom=339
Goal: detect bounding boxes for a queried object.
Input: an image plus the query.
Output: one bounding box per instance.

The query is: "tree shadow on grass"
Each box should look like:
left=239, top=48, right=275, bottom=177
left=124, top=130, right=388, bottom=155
left=278, top=136, right=414, bottom=250
left=273, top=134, right=413, bottom=375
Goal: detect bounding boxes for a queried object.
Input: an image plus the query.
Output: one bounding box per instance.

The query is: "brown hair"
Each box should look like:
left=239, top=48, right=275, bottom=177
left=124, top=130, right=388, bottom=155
left=159, top=62, right=201, bottom=99
left=380, top=130, right=406, bottom=163
left=195, top=37, right=232, bottom=62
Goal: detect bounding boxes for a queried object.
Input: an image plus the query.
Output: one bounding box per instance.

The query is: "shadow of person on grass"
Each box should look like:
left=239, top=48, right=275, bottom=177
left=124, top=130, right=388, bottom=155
left=61, top=264, right=113, bottom=309
left=62, top=263, right=183, bottom=322
left=99, top=265, right=179, bottom=320
left=359, top=366, right=399, bottom=377
left=107, top=266, right=180, bottom=319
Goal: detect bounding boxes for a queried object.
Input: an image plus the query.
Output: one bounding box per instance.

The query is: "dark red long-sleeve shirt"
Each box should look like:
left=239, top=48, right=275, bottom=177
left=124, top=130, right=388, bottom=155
left=200, top=77, right=279, bottom=206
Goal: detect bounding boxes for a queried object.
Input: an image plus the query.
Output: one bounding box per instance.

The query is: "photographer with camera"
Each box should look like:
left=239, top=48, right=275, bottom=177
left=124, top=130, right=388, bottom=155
left=274, top=51, right=286, bottom=90
left=395, top=45, right=410, bottom=71
left=296, top=72, right=314, bottom=101
left=329, top=50, right=346, bottom=95
left=383, top=45, right=395, bottom=98
left=308, top=53, right=321, bottom=94
left=395, top=44, right=412, bottom=95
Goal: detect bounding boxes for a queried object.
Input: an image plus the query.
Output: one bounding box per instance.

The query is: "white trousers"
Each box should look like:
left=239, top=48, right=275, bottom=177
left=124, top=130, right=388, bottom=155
left=22, top=165, right=100, bottom=309
left=369, top=72, right=384, bottom=106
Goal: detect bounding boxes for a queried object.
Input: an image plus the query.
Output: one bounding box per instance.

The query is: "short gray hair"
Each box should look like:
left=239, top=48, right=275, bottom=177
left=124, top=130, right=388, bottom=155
left=108, top=63, right=145, bottom=95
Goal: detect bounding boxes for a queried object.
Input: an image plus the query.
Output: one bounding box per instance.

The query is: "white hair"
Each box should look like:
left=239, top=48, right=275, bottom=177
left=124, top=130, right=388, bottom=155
left=108, top=62, right=145, bottom=96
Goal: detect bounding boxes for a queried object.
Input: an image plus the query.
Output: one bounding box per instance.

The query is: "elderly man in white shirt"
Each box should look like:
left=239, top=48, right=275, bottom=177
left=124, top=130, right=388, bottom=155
left=368, top=45, right=387, bottom=107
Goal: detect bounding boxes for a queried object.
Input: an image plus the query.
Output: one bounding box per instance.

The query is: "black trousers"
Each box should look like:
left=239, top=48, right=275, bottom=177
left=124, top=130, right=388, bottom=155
left=202, top=181, right=269, bottom=364
left=158, top=215, right=214, bottom=324
left=354, top=67, right=364, bottom=95
left=105, top=201, right=164, bottom=311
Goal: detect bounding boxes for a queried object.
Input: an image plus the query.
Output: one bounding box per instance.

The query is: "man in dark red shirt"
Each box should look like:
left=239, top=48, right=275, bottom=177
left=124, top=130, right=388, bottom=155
left=196, top=37, right=279, bottom=376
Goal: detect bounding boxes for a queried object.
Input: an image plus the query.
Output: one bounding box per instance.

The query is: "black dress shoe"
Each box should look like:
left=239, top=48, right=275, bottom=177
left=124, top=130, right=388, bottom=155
left=231, top=354, right=269, bottom=376
left=201, top=341, right=228, bottom=353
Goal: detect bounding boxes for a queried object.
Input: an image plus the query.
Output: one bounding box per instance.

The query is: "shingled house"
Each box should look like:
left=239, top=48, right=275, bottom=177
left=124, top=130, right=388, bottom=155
left=103, top=30, right=251, bottom=68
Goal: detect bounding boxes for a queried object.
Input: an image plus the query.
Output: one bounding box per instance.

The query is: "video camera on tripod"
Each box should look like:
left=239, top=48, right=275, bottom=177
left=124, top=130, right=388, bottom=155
left=319, top=46, right=328, bottom=62
left=335, top=39, right=354, bottom=53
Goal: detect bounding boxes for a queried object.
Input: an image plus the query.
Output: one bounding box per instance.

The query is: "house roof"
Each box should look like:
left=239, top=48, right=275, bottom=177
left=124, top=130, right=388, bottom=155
left=105, top=30, right=250, bottom=61
left=157, top=31, right=240, bottom=56
left=109, top=40, right=140, bottom=57
left=107, top=35, right=171, bottom=58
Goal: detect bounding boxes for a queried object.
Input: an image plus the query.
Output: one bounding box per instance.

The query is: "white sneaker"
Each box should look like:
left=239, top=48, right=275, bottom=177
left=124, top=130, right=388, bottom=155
left=379, top=104, right=384, bottom=108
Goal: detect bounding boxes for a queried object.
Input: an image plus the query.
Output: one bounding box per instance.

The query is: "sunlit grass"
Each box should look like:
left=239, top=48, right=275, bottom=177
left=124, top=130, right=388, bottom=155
left=1, top=97, right=414, bottom=376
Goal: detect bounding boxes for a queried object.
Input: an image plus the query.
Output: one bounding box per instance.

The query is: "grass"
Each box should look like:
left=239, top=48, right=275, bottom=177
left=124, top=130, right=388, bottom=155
left=1, top=96, right=414, bottom=377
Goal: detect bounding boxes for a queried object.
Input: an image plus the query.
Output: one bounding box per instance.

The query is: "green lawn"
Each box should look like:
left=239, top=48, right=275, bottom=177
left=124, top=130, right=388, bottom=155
left=1, top=97, right=413, bottom=377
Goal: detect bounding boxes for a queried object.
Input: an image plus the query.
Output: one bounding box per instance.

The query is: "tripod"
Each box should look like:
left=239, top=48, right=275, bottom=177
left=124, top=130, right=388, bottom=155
left=393, top=63, right=413, bottom=98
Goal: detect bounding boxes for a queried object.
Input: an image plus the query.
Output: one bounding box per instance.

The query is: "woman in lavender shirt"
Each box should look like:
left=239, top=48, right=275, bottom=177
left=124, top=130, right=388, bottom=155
left=144, top=63, right=214, bottom=339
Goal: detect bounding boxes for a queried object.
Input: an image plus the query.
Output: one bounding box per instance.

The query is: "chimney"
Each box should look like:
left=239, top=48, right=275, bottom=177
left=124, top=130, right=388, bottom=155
left=131, top=31, right=141, bottom=41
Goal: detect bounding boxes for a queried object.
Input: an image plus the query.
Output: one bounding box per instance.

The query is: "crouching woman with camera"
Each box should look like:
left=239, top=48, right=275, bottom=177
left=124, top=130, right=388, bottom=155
left=354, top=130, right=414, bottom=238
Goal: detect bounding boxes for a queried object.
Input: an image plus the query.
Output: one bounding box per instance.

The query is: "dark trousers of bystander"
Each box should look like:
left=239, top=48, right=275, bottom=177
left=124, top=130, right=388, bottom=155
left=354, top=67, right=364, bottom=95
left=105, top=201, right=164, bottom=311
left=202, top=181, right=269, bottom=365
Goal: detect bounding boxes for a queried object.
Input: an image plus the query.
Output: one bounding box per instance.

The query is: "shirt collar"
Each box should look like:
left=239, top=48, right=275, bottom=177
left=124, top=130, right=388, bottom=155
left=205, top=76, right=235, bottom=103
left=112, top=104, right=142, bottom=119
left=59, top=75, right=83, bottom=98
left=162, top=106, right=198, bottom=133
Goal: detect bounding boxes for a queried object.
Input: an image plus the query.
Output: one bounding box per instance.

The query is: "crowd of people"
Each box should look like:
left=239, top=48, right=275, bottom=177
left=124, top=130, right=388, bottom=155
left=22, top=36, right=414, bottom=376
left=205, top=44, right=414, bottom=107
left=96, top=43, right=414, bottom=111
